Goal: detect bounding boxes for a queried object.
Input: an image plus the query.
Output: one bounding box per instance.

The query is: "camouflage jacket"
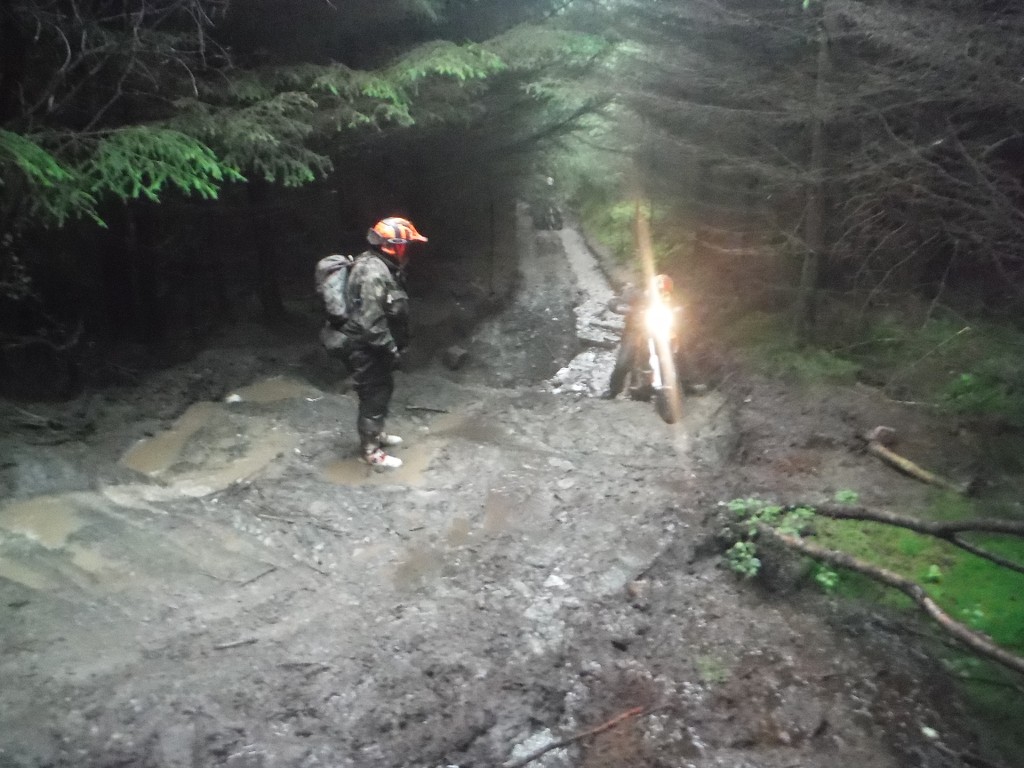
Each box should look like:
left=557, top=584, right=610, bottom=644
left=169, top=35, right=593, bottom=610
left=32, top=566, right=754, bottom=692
left=340, top=250, right=409, bottom=353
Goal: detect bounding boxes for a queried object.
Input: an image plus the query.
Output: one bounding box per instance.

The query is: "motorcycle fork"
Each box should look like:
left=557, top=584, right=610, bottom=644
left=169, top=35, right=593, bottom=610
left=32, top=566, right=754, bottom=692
left=648, top=338, right=663, bottom=389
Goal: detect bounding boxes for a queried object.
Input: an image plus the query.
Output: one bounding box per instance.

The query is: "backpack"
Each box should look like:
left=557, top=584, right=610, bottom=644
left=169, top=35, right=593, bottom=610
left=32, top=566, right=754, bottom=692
left=315, top=253, right=355, bottom=321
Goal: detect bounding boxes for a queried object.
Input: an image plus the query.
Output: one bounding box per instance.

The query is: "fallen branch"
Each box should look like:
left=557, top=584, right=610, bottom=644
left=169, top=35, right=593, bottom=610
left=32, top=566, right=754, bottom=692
left=405, top=404, right=449, bottom=414
left=503, top=706, right=648, bottom=768
left=212, top=637, right=257, bottom=651
left=950, top=535, right=1024, bottom=575
left=866, top=440, right=966, bottom=494
left=299, top=560, right=330, bottom=576
left=813, top=503, right=1024, bottom=536
left=255, top=508, right=347, bottom=537
left=237, top=566, right=277, bottom=587
left=810, top=503, right=1024, bottom=573
left=759, top=524, right=1024, bottom=676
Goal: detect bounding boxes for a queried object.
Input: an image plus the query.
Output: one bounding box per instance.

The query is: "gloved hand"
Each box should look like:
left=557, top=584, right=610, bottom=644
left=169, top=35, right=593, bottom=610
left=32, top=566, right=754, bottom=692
left=388, top=346, right=404, bottom=371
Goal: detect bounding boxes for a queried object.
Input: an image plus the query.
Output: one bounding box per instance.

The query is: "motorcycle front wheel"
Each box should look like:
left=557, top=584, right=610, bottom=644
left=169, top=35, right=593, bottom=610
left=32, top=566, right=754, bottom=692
left=653, top=386, right=678, bottom=424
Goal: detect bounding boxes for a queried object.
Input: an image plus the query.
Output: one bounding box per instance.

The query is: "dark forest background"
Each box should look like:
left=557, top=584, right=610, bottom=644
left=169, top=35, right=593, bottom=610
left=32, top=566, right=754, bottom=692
left=3, top=0, right=1024, bottom=411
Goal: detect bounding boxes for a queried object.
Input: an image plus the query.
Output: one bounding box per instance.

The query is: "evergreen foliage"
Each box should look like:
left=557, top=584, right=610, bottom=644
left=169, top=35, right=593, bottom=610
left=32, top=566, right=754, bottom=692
left=172, top=94, right=326, bottom=187
left=85, top=128, right=243, bottom=203
left=608, top=0, right=1024, bottom=324
left=0, top=130, right=95, bottom=226
left=1, top=126, right=241, bottom=225
left=1, top=1, right=595, bottom=229
left=0, top=0, right=606, bottom=348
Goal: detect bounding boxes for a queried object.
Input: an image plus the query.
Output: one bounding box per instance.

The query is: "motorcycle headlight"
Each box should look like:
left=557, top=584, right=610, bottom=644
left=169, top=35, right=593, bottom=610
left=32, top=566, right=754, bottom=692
left=644, top=302, right=674, bottom=334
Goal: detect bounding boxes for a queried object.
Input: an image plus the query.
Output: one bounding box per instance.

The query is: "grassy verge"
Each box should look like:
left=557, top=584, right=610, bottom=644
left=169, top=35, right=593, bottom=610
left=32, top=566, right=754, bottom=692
left=715, top=306, right=1024, bottom=431
left=816, top=492, right=1024, bottom=651
left=842, top=314, right=1024, bottom=427
left=721, top=311, right=862, bottom=383
left=811, top=491, right=1024, bottom=757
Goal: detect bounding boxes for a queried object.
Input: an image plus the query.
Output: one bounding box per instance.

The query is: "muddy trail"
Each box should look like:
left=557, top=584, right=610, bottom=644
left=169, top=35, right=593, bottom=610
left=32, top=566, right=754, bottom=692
left=0, top=214, right=1010, bottom=768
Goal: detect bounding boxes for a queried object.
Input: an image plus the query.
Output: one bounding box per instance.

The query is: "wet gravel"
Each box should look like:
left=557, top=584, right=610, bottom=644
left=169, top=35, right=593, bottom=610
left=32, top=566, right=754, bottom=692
left=0, top=212, right=1012, bottom=768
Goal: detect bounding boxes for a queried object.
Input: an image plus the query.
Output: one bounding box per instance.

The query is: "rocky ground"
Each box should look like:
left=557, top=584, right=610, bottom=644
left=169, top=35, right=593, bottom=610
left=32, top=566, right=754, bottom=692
left=0, top=211, right=1016, bottom=768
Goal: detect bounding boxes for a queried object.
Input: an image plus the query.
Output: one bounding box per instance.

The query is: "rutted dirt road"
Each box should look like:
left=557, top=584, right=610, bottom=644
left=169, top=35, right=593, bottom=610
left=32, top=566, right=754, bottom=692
left=0, top=213, right=1010, bottom=767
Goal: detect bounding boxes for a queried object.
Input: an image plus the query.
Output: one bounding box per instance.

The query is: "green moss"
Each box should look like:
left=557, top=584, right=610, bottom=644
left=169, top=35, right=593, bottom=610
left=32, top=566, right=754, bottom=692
left=848, top=314, right=1024, bottom=426
left=812, top=496, right=1024, bottom=654
left=710, top=311, right=861, bottom=384
left=716, top=305, right=1024, bottom=426
left=695, top=654, right=730, bottom=685
left=740, top=341, right=860, bottom=384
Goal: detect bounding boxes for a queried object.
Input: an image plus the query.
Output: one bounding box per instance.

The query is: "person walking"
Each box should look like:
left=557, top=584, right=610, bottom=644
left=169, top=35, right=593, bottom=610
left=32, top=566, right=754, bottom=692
left=338, top=216, right=428, bottom=469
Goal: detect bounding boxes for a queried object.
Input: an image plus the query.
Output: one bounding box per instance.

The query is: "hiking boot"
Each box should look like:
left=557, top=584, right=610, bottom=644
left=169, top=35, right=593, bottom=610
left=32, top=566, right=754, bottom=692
left=362, top=449, right=403, bottom=470
left=378, top=432, right=404, bottom=447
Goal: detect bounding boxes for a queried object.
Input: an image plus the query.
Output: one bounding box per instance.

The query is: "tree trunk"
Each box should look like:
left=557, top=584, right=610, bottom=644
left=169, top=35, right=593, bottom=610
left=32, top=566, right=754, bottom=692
left=247, top=180, right=285, bottom=321
left=124, top=203, right=164, bottom=344
left=0, top=9, right=28, bottom=124
left=794, top=10, right=830, bottom=346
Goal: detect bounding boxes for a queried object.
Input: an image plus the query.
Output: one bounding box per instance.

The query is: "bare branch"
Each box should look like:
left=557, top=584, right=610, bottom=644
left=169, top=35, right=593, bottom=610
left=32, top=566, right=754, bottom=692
left=760, top=524, right=1024, bottom=676
left=799, top=502, right=1024, bottom=573
left=503, top=706, right=653, bottom=768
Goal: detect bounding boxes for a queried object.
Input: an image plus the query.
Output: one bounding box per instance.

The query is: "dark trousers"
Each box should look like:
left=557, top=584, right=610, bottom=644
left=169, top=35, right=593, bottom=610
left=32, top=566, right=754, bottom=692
left=608, top=334, right=688, bottom=397
left=608, top=333, right=645, bottom=397
left=345, top=346, right=395, bottom=453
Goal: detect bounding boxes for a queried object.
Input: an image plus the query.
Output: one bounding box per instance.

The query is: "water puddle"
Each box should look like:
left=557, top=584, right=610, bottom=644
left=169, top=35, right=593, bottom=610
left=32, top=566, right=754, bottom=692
left=0, top=556, right=56, bottom=591
left=225, top=376, right=319, bottom=403
left=437, top=415, right=509, bottom=444
left=167, top=429, right=298, bottom=497
left=446, top=517, right=473, bottom=546
left=323, top=440, right=438, bottom=487
left=392, top=545, right=444, bottom=589
left=66, top=544, right=119, bottom=576
left=482, top=489, right=517, bottom=533
left=118, top=391, right=299, bottom=495
left=0, top=495, right=83, bottom=548
left=119, top=401, right=221, bottom=475
left=324, top=413, right=511, bottom=489
left=377, top=483, right=540, bottom=591
left=0, top=495, right=123, bottom=590
left=322, top=412, right=514, bottom=489
left=352, top=541, right=394, bottom=562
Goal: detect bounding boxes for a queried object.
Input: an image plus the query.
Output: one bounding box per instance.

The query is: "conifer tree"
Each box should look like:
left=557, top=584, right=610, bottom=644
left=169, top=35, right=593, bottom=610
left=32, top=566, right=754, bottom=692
left=609, top=0, right=1024, bottom=329
left=1, top=0, right=616, bottom=375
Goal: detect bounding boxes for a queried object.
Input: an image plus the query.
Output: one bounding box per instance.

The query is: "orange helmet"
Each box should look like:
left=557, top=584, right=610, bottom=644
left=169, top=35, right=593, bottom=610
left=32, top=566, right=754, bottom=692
left=654, top=274, right=674, bottom=297
left=367, top=217, right=428, bottom=257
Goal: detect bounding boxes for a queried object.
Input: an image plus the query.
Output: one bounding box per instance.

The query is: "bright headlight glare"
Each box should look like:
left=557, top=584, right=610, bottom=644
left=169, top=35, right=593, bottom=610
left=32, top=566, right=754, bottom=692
left=644, top=302, right=673, bottom=333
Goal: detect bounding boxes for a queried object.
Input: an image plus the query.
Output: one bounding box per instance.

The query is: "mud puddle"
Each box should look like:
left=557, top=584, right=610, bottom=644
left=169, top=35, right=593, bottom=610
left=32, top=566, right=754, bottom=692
left=118, top=377, right=310, bottom=496
left=0, top=494, right=126, bottom=591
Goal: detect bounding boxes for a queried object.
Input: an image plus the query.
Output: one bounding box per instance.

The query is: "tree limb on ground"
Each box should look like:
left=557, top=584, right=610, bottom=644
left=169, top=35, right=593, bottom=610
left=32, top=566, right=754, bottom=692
left=503, top=706, right=649, bottom=768
left=405, top=405, right=449, bottom=414
left=809, top=503, right=1024, bottom=574
left=758, top=524, right=1024, bottom=676
left=866, top=440, right=967, bottom=494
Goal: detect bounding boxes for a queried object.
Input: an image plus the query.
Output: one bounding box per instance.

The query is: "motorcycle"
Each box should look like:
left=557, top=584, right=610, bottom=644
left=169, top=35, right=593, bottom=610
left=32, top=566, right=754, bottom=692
left=533, top=202, right=563, bottom=230
left=626, top=295, right=681, bottom=425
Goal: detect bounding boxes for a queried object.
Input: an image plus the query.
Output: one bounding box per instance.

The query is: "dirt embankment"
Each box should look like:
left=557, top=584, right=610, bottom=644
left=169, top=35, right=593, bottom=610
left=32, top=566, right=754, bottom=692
left=0, top=213, right=1015, bottom=768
